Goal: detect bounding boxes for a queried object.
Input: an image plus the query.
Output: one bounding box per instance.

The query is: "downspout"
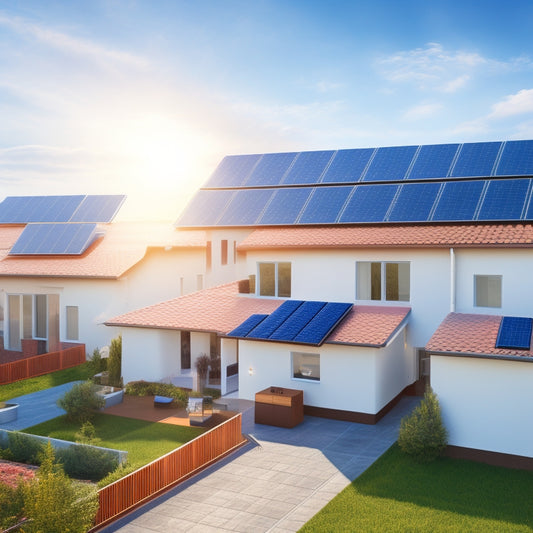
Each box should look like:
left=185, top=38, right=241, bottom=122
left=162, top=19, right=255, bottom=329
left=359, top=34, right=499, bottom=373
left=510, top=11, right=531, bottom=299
left=450, top=247, right=456, bottom=312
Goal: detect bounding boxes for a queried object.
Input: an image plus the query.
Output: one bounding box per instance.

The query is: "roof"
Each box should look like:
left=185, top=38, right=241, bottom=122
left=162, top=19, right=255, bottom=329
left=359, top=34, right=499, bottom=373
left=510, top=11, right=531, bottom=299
left=426, top=312, right=533, bottom=359
left=106, top=281, right=411, bottom=347
left=237, top=223, right=533, bottom=250
left=0, top=223, right=206, bottom=279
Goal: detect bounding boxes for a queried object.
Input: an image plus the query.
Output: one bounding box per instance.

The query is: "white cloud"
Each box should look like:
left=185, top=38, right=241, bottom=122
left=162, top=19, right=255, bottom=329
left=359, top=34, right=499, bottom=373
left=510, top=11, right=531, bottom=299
left=488, top=89, right=533, bottom=119
left=403, top=102, right=443, bottom=120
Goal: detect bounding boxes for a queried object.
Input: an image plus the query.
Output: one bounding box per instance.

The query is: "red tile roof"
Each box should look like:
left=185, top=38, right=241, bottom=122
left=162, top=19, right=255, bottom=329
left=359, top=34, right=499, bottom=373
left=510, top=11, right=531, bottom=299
left=0, top=223, right=205, bottom=279
left=107, top=281, right=410, bottom=346
left=426, top=312, right=533, bottom=359
left=238, top=224, right=533, bottom=250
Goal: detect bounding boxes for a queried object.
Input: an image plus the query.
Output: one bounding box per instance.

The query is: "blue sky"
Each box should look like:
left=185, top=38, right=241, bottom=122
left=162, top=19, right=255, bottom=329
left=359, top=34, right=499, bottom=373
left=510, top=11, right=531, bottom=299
left=1, top=0, right=533, bottom=219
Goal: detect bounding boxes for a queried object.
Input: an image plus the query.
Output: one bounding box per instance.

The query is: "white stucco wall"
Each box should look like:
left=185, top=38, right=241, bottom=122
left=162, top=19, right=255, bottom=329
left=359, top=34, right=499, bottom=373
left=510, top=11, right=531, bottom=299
left=431, top=354, right=533, bottom=458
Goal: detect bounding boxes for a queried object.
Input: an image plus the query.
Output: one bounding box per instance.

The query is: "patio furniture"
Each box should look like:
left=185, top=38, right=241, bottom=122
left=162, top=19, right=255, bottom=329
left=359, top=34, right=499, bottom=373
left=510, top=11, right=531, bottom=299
left=255, top=386, right=304, bottom=428
left=154, top=395, right=174, bottom=407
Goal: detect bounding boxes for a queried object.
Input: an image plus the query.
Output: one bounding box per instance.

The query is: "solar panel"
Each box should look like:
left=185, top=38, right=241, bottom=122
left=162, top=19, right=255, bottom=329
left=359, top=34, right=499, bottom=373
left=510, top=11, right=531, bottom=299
left=339, top=184, right=398, bottom=223
left=451, top=142, right=502, bottom=177
left=495, top=316, right=532, bottom=350
left=247, top=300, right=304, bottom=339
left=496, top=140, right=533, bottom=176
left=477, top=178, right=530, bottom=221
left=431, top=181, right=485, bottom=221
left=321, top=148, right=375, bottom=183
left=70, top=195, right=125, bottom=223
left=257, top=188, right=312, bottom=225
left=217, top=189, right=274, bottom=226
left=204, top=154, right=261, bottom=188
left=227, top=314, right=268, bottom=338
left=244, top=152, right=298, bottom=187
left=9, top=223, right=98, bottom=255
left=282, top=151, right=334, bottom=185
left=293, top=302, right=353, bottom=345
left=388, top=183, right=441, bottom=222
left=269, top=301, right=327, bottom=341
left=407, top=144, right=459, bottom=180
left=175, top=190, right=234, bottom=227
left=362, top=145, right=418, bottom=182
left=298, top=186, right=352, bottom=224
left=0, top=196, right=85, bottom=224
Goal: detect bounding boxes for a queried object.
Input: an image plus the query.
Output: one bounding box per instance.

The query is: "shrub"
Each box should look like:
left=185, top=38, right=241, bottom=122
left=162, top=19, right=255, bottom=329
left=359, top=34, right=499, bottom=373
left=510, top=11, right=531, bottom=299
left=57, top=381, right=105, bottom=424
left=0, top=482, right=25, bottom=530
left=6, top=432, right=45, bottom=465
left=56, top=444, right=118, bottom=481
left=75, top=420, right=101, bottom=445
left=398, top=387, right=448, bottom=462
left=89, top=347, right=107, bottom=375
left=195, top=353, right=210, bottom=381
left=97, top=463, right=137, bottom=488
left=107, top=335, right=122, bottom=387
left=125, top=381, right=189, bottom=407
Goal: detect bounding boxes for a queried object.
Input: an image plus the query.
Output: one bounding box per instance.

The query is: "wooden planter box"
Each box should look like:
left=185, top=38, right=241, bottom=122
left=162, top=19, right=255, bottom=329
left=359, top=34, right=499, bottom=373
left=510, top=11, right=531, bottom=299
left=255, top=386, right=304, bottom=428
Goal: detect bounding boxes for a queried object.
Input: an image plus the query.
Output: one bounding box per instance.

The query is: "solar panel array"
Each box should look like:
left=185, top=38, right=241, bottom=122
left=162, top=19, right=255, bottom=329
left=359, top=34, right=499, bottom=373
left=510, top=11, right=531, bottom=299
left=495, top=316, right=533, bottom=350
left=227, top=300, right=353, bottom=346
left=177, top=140, right=533, bottom=227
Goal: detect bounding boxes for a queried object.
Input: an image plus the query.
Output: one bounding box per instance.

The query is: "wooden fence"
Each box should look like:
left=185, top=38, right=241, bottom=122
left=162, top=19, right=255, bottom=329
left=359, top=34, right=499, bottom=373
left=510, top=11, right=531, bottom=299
left=0, top=344, right=86, bottom=385
left=92, top=413, right=246, bottom=530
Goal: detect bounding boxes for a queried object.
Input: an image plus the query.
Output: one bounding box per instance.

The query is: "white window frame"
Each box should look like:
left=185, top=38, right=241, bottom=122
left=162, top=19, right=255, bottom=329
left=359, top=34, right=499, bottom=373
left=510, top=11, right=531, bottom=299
left=356, top=261, right=410, bottom=302
left=474, top=274, right=502, bottom=308
left=291, top=351, right=320, bottom=382
left=256, top=261, right=291, bottom=298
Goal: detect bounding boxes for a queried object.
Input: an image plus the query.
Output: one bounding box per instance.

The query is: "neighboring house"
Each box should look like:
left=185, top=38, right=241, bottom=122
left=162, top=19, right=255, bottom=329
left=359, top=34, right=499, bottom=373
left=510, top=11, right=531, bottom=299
left=108, top=140, right=533, bottom=467
left=0, top=195, right=206, bottom=359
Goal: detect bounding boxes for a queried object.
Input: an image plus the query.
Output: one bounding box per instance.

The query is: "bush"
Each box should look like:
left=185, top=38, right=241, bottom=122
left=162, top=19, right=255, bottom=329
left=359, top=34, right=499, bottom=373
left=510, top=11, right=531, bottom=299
left=57, top=381, right=105, bottom=424
left=56, top=444, right=118, bottom=481
left=0, top=482, right=25, bottom=530
left=97, top=463, right=137, bottom=488
left=107, top=336, right=122, bottom=387
left=75, top=421, right=101, bottom=445
left=125, top=381, right=189, bottom=407
left=89, top=347, right=107, bottom=375
left=398, top=387, right=448, bottom=463
left=6, top=432, right=45, bottom=465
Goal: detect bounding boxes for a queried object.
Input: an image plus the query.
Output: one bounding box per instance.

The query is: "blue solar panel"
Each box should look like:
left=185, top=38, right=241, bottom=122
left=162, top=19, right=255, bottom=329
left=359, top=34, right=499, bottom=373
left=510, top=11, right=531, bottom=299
left=388, top=182, right=441, bottom=222
left=204, top=154, right=261, bottom=188
left=495, top=316, right=532, bottom=350
left=339, top=185, right=398, bottom=223
left=293, top=302, right=353, bottom=345
left=477, top=179, right=530, bottom=221
left=321, top=148, right=375, bottom=183
left=247, top=300, right=304, bottom=339
left=270, top=301, right=326, bottom=341
left=70, top=195, right=125, bottom=223
left=431, top=181, right=485, bottom=221
left=217, top=189, right=274, bottom=226
left=496, top=140, right=533, bottom=176
left=451, top=142, right=502, bottom=177
left=227, top=314, right=268, bottom=338
left=407, top=144, right=460, bottom=180
left=257, top=188, right=312, bottom=225
left=282, top=151, right=334, bottom=185
left=175, top=190, right=234, bottom=226
left=244, top=152, right=298, bottom=186
left=363, top=145, right=418, bottom=182
left=9, top=223, right=98, bottom=255
left=0, top=196, right=85, bottom=223
left=299, top=186, right=352, bottom=224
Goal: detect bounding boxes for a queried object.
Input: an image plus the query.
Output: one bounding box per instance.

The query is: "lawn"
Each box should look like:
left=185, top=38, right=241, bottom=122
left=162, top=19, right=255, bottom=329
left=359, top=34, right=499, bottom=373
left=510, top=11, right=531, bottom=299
left=24, top=413, right=204, bottom=474
left=300, top=444, right=533, bottom=533
left=0, top=362, right=94, bottom=402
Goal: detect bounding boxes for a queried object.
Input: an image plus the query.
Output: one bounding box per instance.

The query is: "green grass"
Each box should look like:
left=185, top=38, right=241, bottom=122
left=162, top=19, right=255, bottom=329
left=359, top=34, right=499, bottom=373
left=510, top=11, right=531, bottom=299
left=24, top=413, right=204, bottom=472
left=300, top=444, right=533, bottom=533
left=0, top=363, right=94, bottom=402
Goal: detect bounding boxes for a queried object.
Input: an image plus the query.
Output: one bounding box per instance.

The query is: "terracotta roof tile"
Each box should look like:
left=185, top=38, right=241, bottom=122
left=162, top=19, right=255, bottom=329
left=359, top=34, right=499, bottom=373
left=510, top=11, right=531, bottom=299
left=426, top=312, right=533, bottom=358
left=238, top=224, right=533, bottom=250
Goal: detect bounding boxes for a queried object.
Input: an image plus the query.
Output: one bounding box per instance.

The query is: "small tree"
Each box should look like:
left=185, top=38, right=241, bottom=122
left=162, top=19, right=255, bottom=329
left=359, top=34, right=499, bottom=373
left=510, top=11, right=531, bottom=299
left=107, top=336, right=122, bottom=387
left=195, top=353, right=210, bottom=392
left=398, top=387, right=448, bottom=462
left=57, top=381, right=104, bottom=424
left=23, top=442, right=99, bottom=533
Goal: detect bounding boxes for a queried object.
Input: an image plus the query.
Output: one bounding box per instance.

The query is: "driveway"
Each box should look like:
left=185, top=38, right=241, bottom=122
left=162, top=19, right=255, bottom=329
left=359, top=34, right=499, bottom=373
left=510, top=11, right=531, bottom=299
left=101, top=396, right=419, bottom=532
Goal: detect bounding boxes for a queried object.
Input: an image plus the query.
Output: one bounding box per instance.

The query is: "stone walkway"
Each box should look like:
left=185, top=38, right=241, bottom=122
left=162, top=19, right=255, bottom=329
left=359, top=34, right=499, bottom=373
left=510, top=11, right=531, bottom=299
left=101, top=396, right=419, bottom=532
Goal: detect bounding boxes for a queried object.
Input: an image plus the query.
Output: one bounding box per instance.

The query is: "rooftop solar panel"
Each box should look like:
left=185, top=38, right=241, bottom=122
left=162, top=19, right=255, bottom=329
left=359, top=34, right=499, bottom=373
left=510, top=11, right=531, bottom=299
left=298, top=186, right=352, bottom=224
left=244, top=152, right=298, bottom=187
left=269, top=301, right=327, bottom=341
left=362, top=145, right=418, bottom=182
left=257, top=188, right=311, bottom=225
left=227, top=314, right=268, bottom=338
left=407, top=144, right=459, bottom=180
left=293, top=302, right=353, bottom=345
left=204, top=154, right=261, bottom=188
left=451, top=142, right=502, bottom=177
left=495, top=316, right=532, bottom=350
left=388, top=182, right=441, bottom=222
left=476, top=178, right=530, bottom=221
left=175, top=190, right=234, bottom=226
left=247, top=300, right=304, bottom=339
left=338, top=184, right=398, bottom=223
left=496, top=140, right=533, bottom=176
left=321, top=148, right=375, bottom=183
left=217, top=189, right=274, bottom=226
left=431, top=181, right=484, bottom=221
left=282, top=151, right=334, bottom=185
left=70, top=195, right=125, bottom=223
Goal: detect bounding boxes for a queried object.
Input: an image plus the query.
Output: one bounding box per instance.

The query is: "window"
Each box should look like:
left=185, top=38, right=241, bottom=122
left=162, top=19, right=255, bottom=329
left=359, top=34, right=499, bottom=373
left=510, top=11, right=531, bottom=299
left=66, top=306, right=79, bottom=340
left=35, top=294, right=47, bottom=339
left=475, top=275, right=502, bottom=308
left=197, top=274, right=204, bottom=291
left=233, top=241, right=237, bottom=264
left=356, top=262, right=410, bottom=302
left=181, top=331, right=191, bottom=370
left=257, top=262, right=291, bottom=297
left=221, top=240, right=228, bottom=265
left=292, top=352, right=320, bottom=382
left=206, top=241, right=212, bottom=272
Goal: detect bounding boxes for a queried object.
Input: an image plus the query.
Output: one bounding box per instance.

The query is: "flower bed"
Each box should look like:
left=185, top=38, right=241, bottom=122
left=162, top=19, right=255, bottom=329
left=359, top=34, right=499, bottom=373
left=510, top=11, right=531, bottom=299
left=0, top=460, right=36, bottom=489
